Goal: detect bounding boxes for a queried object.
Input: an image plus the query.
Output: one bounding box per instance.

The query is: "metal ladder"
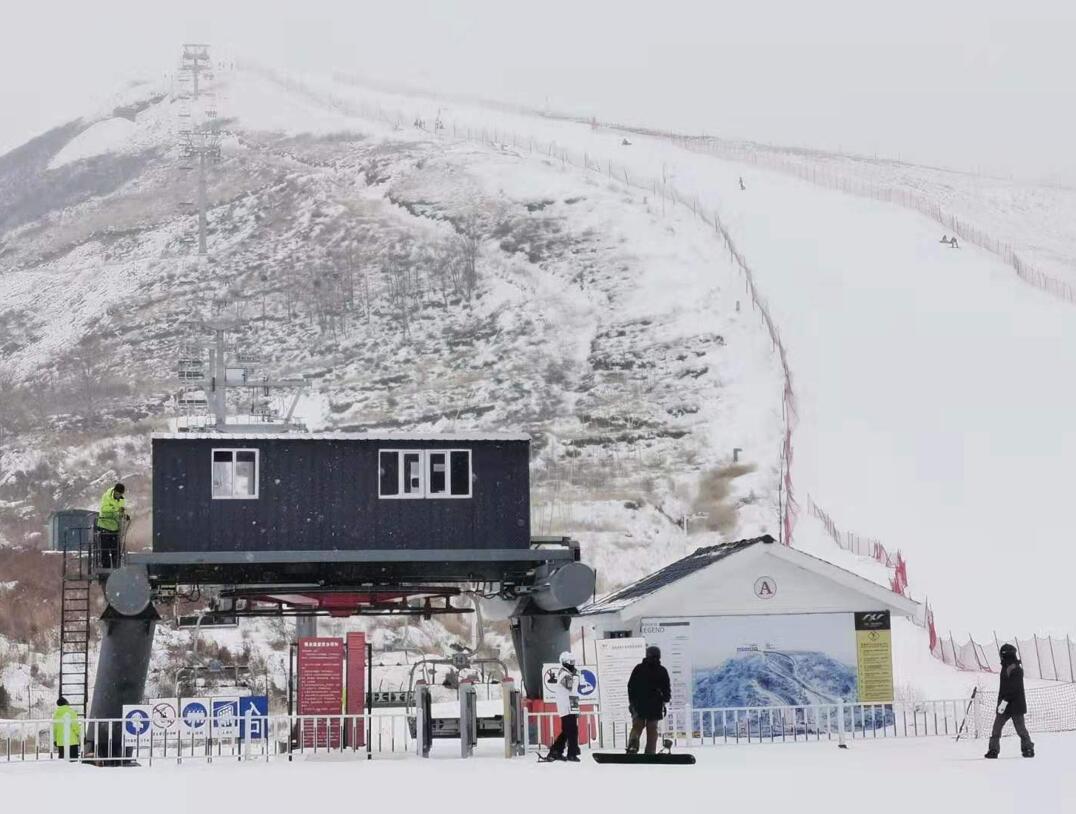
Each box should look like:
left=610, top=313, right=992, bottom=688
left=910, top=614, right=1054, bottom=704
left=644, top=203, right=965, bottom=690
left=58, top=531, right=93, bottom=716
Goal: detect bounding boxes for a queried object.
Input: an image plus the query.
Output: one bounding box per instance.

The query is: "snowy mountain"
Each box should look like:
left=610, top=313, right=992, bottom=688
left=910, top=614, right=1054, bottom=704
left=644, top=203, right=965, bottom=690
left=0, top=66, right=785, bottom=713
left=2, top=61, right=1074, bottom=715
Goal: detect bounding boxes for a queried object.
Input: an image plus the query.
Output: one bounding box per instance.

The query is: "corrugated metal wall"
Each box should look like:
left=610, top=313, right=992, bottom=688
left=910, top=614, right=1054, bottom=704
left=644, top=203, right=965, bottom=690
left=152, top=438, right=530, bottom=553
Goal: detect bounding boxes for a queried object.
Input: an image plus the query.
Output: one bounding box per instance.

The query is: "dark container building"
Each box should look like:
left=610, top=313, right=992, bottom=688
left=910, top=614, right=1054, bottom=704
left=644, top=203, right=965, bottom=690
left=151, top=432, right=531, bottom=554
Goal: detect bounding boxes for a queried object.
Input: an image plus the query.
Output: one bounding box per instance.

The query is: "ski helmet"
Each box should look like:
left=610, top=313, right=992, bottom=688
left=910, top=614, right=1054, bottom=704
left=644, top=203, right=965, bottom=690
left=999, top=643, right=1018, bottom=663
left=559, top=651, right=576, bottom=667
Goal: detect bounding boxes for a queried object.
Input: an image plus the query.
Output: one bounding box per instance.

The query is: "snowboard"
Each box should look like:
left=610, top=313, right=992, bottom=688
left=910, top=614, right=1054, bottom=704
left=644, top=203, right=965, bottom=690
left=592, top=752, right=696, bottom=765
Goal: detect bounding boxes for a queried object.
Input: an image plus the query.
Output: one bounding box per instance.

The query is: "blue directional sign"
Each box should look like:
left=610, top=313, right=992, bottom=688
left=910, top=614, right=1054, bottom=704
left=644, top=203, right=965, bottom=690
left=238, top=695, right=269, bottom=741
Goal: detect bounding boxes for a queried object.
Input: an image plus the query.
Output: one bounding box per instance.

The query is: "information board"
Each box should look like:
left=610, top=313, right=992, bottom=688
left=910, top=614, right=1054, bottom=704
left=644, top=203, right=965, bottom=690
left=595, top=637, right=646, bottom=726
left=297, top=636, right=344, bottom=747
left=854, top=611, right=894, bottom=703
left=639, top=619, right=694, bottom=711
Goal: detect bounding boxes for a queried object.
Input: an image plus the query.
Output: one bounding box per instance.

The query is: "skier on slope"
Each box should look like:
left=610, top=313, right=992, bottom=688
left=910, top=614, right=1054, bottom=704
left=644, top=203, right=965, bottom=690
left=985, top=643, right=1034, bottom=759
left=545, top=651, right=581, bottom=762
left=626, top=645, right=671, bottom=754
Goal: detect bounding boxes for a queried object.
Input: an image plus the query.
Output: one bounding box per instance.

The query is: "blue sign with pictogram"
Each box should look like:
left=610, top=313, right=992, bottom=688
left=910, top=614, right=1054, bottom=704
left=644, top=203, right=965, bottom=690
left=239, top=695, right=269, bottom=741
left=122, top=705, right=152, bottom=747
left=578, top=668, right=599, bottom=698
left=180, top=699, right=210, bottom=736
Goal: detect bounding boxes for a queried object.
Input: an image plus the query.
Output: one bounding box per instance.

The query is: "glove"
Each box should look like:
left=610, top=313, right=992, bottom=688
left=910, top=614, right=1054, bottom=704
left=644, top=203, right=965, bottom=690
left=997, top=701, right=1008, bottom=715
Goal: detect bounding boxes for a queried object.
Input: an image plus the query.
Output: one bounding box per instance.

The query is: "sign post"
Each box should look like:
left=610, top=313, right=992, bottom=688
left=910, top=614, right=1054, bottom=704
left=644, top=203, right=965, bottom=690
left=345, top=632, right=367, bottom=749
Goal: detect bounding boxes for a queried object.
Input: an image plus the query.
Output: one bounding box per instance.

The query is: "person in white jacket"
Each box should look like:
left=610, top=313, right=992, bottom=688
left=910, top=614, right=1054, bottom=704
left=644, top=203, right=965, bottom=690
left=547, top=651, right=581, bottom=761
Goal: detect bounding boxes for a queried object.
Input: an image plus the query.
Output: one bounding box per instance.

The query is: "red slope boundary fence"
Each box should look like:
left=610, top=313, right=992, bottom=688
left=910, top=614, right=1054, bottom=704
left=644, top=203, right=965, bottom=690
left=807, top=496, right=1076, bottom=683
left=250, top=67, right=802, bottom=546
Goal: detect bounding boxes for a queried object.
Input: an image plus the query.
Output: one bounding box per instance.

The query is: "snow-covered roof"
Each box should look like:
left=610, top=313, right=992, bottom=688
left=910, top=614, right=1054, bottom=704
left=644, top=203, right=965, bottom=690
left=581, top=536, right=771, bottom=615
left=581, top=535, right=920, bottom=618
left=151, top=431, right=531, bottom=442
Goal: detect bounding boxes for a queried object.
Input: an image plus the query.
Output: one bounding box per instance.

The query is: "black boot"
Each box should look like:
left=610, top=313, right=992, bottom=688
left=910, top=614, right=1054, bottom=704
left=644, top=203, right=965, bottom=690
left=1022, top=744, right=1035, bottom=758
left=984, top=749, right=998, bottom=759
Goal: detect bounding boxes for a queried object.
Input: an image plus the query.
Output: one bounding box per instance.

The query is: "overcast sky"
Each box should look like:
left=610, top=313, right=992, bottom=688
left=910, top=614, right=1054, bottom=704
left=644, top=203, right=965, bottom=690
left=3, top=1, right=1074, bottom=183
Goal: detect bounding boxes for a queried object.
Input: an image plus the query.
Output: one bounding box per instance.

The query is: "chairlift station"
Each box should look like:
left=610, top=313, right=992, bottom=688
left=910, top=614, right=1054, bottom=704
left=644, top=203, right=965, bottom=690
left=70, top=427, right=594, bottom=754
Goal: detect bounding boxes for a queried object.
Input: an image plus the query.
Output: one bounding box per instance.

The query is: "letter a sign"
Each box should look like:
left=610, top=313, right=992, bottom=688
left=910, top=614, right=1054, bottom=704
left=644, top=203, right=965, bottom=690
left=753, top=576, right=776, bottom=599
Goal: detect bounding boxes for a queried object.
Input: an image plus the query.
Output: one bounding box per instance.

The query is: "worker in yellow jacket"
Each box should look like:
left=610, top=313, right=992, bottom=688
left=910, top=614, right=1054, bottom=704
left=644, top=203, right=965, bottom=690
left=96, top=482, right=127, bottom=569
left=53, top=697, right=82, bottom=760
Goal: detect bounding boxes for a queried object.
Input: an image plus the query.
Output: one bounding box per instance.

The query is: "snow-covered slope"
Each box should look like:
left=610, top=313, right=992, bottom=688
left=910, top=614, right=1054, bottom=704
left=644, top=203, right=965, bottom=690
left=268, top=71, right=1076, bottom=639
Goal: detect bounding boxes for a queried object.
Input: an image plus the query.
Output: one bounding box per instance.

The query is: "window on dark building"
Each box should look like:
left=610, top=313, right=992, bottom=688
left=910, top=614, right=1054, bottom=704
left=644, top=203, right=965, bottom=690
left=381, top=448, right=473, bottom=499
left=379, top=450, right=399, bottom=496
left=212, top=449, right=259, bottom=499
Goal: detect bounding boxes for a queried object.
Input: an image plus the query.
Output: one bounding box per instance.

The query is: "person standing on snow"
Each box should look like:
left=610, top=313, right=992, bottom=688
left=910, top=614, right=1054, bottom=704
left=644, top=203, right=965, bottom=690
left=53, top=696, right=82, bottom=760
left=985, top=643, right=1034, bottom=758
left=546, top=651, right=581, bottom=762
left=627, top=645, right=671, bottom=754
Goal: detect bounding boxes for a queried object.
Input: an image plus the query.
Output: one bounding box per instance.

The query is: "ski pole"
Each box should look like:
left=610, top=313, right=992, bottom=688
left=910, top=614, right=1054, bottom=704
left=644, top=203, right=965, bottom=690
left=955, top=687, right=978, bottom=742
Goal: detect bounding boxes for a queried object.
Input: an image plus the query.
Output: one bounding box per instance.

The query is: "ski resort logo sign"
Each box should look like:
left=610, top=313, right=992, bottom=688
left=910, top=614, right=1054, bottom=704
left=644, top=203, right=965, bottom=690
left=753, top=576, right=777, bottom=599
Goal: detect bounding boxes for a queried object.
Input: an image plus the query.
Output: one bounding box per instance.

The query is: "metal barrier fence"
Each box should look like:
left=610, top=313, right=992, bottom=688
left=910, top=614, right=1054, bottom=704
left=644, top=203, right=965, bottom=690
left=0, top=713, right=414, bottom=765
left=3, top=699, right=974, bottom=765
left=524, top=699, right=970, bottom=752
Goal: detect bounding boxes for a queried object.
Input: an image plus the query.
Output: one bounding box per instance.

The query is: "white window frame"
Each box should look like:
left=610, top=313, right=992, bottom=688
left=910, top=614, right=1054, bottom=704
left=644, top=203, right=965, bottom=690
left=378, top=449, right=427, bottom=499
left=211, top=448, right=260, bottom=500
left=426, top=449, right=473, bottom=499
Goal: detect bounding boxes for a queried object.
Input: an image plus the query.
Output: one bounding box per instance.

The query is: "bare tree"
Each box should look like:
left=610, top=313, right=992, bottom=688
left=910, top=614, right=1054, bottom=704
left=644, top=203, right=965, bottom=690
left=455, top=211, right=483, bottom=301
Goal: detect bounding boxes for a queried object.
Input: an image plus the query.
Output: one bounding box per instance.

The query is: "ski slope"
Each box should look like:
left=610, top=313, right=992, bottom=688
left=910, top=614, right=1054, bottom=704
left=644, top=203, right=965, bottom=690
left=3, top=736, right=1073, bottom=814
left=271, top=71, right=1076, bottom=638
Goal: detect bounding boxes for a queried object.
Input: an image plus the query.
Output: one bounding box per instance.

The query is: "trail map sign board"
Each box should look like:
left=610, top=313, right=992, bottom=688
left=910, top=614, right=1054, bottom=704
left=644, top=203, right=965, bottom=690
left=595, top=637, right=646, bottom=726
left=855, top=611, right=894, bottom=702
left=640, top=620, right=693, bottom=710
left=298, top=636, right=344, bottom=747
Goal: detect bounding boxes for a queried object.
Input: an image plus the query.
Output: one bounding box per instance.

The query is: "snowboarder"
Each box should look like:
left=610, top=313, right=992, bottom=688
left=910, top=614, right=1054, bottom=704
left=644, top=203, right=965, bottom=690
left=53, top=697, right=82, bottom=760
left=95, top=482, right=128, bottom=570
left=739, top=176, right=746, bottom=191
left=626, top=645, right=671, bottom=754
left=985, top=643, right=1034, bottom=759
left=950, top=236, right=960, bottom=248
left=940, top=234, right=950, bottom=244
left=544, top=651, right=581, bottom=762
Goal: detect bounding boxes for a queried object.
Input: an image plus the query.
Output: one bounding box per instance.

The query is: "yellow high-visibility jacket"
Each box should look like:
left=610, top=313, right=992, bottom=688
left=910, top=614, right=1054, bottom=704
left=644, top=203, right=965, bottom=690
left=97, top=487, right=125, bottom=532
left=53, top=704, right=82, bottom=747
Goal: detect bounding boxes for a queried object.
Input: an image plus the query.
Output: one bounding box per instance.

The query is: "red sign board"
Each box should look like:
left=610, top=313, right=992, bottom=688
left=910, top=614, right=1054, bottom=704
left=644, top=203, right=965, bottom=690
left=346, top=632, right=367, bottom=747
left=297, top=637, right=344, bottom=747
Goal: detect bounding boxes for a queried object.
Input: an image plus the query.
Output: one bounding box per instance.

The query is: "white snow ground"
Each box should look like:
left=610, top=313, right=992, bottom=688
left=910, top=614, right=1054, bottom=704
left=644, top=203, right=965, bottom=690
left=2, top=735, right=1073, bottom=814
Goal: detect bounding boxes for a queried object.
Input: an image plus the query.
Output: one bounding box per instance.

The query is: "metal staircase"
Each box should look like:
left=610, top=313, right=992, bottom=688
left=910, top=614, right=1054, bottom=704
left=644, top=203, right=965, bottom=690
left=58, top=530, right=93, bottom=716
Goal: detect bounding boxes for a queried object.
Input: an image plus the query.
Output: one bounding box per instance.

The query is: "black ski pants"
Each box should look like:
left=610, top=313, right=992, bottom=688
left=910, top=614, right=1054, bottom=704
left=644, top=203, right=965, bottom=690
left=988, top=711, right=1033, bottom=753
left=550, top=714, right=580, bottom=758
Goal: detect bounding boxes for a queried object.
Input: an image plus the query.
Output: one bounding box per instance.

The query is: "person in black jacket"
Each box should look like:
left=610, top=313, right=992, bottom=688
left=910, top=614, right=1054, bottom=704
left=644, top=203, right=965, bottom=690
left=626, top=645, right=671, bottom=754
left=985, top=643, right=1034, bottom=758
